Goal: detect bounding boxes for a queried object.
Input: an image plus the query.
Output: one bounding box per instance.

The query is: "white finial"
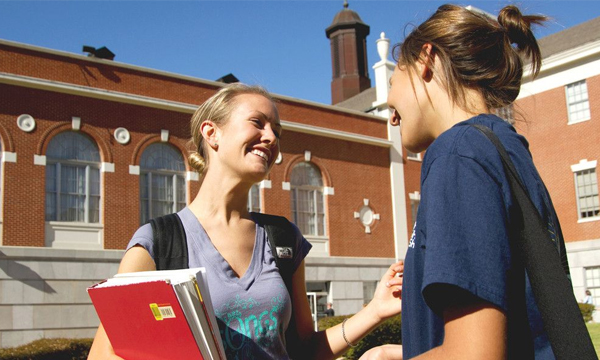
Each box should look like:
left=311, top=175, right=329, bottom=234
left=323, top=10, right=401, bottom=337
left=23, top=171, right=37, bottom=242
left=376, top=32, right=390, bottom=62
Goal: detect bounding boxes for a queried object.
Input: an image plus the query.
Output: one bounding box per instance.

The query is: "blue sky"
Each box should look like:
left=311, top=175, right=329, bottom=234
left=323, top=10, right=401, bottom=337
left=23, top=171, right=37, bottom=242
left=1, top=1, right=599, bottom=105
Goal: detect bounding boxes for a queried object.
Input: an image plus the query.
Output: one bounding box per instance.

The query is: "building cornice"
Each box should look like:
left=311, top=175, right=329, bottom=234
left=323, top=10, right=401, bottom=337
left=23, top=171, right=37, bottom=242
left=518, top=39, right=600, bottom=99
left=0, top=38, right=386, bottom=122
left=522, top=39, right=600, bottom=81
left=0, top=72, right=391, bottom=148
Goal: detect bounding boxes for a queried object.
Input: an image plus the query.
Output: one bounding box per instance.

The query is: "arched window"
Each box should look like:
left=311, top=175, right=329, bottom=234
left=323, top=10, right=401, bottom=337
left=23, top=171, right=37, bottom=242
left=290, top=162, right=326, bottom=236
left=46, top=132, right=101, bottom=223
left=247, top=184, right=261, bottom=213
left=140, top=143, right=186, bottom=224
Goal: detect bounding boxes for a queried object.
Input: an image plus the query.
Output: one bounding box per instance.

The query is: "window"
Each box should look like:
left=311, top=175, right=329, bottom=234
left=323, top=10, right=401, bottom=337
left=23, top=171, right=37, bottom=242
left=585, top=267, right=600, bottom=306
left=247, top=184, right=261, bottom=213
left=406, top=151, right=421, bottom=161
left=45, top=132, right=101, bottom=223
left=410, top=199, right=420, bottom=227
left=290, top=162, right=326, bottom=236
left=566, top=80, right=591, bottom=124
left=574, top=168, right=599, bottom=220
left=140, top=143, right=186, bottom=224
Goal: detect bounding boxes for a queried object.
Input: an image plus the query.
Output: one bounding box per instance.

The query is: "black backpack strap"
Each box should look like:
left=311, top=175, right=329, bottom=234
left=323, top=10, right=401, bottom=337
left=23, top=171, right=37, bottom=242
left=252, top=213, right=297, bottom=294
left=252, top=212, right=301, bottom=356
left=471, top=124, right=597, bottom=360
left=149, top=213, right=189, bottom=270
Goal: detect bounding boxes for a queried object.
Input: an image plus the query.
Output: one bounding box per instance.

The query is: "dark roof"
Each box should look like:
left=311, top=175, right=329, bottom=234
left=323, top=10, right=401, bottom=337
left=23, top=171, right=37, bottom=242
left=325, top=2, right=369, bottom=37
left=329, top=7, right=366, bottom=27
left=538, top=16, right=600, bottom=59
left=335, top=87, right=376, bottom=112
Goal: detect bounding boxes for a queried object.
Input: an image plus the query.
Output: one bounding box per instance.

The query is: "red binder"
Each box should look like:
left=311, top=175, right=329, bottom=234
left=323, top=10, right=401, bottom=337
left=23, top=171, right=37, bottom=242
left=88, top=268, right=225, bottom=360
left=89, top=279, right=206, bottom=360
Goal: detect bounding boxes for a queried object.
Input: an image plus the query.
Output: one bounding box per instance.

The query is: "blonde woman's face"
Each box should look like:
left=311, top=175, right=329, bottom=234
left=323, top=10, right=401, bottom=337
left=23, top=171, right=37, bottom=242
left=215, top=94, right=281, bottom=182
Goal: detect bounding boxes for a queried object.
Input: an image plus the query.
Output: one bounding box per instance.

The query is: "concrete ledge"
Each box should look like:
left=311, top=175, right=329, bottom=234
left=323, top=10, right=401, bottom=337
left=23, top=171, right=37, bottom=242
left=305, top=256, right=395, bottom=267
left=0, top=246, right=124, bottom=262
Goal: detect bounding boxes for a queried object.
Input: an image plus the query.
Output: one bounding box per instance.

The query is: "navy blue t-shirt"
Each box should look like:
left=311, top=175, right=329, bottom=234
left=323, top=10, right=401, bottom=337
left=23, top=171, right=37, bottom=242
left=402, top=114, right=560, bottom=359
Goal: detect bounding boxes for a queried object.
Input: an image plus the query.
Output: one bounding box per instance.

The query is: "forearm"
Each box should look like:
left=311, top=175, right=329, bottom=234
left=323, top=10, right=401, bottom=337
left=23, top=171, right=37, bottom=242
left=310, top=303, right=385, bottom=359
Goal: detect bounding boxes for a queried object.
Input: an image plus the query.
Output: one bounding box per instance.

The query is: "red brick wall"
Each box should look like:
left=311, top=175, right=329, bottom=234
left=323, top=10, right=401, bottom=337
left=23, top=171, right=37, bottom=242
left=0, top=84, right=192, bottom=249
left=0, top=43, right=218, bottom=106
left=264, top=131, right=394, bottom=258
left=515, top=74, right=600, bottom=243
left=0, top=42, right=397, bottom=258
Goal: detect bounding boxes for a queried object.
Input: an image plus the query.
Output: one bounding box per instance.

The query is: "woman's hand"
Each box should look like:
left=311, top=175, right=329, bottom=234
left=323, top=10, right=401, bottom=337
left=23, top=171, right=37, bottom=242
left=366, top=260, right=403, bottom=322
left=359, top=344, right=403, bottom=360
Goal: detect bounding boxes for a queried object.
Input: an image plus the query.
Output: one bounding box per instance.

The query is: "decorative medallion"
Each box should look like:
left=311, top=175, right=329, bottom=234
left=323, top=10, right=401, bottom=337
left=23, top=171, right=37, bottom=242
left=114, top=127, right=131, bottom=145
left=17, top=114, right=36, bottom=132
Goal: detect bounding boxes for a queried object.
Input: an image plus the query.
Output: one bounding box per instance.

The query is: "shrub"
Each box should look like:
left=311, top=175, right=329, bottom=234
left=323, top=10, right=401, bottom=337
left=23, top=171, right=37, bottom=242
left=580, top=303, right=595, bottom=323
left=318, top=314, right=402, bottom=360
left=0, top=338, right=93, bottom=360
left=318, top=314, right=349, bottom=331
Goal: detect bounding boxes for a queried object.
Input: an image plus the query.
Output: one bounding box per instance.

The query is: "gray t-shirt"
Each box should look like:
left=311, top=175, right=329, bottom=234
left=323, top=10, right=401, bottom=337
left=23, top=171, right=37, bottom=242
left=127, top=207, right=312, bottom=359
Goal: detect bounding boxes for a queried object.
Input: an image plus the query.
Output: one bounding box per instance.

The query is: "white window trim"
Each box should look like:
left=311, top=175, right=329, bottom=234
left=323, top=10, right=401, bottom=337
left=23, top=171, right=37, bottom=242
left=247, top=184, right=262, bottom=213
left=1, top=151, right=17, bottom=163
left=46, top=160, right=102, bottom=223
left=129, top=165, right=141, bottom=175
left=140, top=170, right=186, bottom=222
left=186, top=171, right=199, bottom=182
left=291, top=186, right=327, bottom=238
left=571, top=160, right=600, bottom=221
left=577, top=217, right=600, bottom=224
left=260, top=180, right=272, bottom=189
left=409, top=191, right=421, bottom=201
left=566, top=81, right=591, bottom=125
left=571, top=159, right=597, bottom=173
left=407, top=152, right=422, bottom=161
left=34, top=155, right=46, bottom=166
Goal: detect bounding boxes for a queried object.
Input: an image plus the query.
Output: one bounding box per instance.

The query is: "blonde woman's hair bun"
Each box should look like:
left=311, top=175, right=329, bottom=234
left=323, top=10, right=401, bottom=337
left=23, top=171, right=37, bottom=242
left=188, top=151, right=206, bottom=174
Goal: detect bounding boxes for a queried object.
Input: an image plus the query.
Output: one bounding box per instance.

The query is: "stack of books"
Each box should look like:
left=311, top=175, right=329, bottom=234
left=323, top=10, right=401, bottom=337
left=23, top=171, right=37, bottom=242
left=88, top=267, right=225, bottom=360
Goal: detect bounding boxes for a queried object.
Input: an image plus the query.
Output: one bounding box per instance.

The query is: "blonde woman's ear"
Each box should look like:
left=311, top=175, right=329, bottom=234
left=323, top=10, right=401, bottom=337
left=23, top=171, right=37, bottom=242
left=200, top=120, right=219, bottom=150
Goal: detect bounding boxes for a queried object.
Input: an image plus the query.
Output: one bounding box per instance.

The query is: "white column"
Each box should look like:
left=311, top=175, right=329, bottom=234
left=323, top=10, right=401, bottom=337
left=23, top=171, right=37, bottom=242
left=372, top=32, right=409, bottom=260
left=372, top=32, right=396, bottom=110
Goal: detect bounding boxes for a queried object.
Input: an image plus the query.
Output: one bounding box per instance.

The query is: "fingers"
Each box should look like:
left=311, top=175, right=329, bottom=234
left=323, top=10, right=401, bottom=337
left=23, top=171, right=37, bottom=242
left=385, top=260, right=404, bottom=277
left=385, top=260, right=404, bottom=292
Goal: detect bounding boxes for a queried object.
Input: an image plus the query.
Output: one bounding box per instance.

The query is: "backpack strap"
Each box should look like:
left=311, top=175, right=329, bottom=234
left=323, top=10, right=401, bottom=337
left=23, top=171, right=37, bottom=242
left=252, top=213, right=297, bottom=295
left=149, top=213, right=189, bottom=270
left=471, top=124, right=596, bottom=360
left=251, top=212, right=301, bottom=356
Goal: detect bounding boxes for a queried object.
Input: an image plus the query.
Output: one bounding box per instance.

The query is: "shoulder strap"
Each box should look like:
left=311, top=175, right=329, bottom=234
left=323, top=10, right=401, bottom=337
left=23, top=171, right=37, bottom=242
left=149, top=213, right=189, bottom=270
left=471, top=124, right=597, bottom=360
left=251, top=212, right=302, bottom=356
left=252, top=212, right=297, bottom=295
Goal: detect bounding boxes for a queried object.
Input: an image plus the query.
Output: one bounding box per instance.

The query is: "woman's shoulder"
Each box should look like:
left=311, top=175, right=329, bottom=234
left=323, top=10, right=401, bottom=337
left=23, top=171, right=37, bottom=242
left=251, top=212, right=303, bottom=238
left=127, top=223, right=154, bottom=251
left=429, top=115, right=524, bottom=166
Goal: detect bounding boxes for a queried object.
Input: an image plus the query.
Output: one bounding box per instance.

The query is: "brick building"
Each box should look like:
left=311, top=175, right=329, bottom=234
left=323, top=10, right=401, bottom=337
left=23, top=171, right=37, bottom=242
left=1, top=2, right=596, bottom=348
left=516, top=16, right=600, bottom=310
left=0, top=4, right=416, bottom=346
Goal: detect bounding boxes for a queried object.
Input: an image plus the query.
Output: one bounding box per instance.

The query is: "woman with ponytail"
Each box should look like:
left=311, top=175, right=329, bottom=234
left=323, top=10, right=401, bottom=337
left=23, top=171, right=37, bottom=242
left=360, top=4, right=562, bottom=360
